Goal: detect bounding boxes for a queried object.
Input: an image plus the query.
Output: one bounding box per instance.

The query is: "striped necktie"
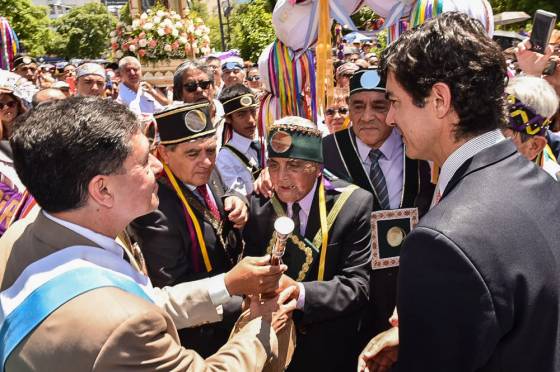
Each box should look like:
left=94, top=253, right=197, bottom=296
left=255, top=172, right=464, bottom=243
left=368, top=149, right=390, bottom=210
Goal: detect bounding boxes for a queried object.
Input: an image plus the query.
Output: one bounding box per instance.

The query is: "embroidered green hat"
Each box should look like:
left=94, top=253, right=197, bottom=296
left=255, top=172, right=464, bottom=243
left=268, top=116, right=323, bottom=163
left=155, top=102, right=215, bottom=145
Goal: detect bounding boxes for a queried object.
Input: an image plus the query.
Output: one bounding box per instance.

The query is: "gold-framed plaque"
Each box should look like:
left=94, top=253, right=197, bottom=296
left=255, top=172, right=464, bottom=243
left=371, top=207, right=419, bottom=269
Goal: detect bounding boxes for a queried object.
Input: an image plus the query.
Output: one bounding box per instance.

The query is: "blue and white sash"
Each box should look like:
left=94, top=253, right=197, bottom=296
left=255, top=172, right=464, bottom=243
left=0, top=246, right=155, bottom=371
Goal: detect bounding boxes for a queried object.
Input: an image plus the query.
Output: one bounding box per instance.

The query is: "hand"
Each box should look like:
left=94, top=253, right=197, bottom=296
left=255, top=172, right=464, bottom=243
left=140, top=81, right=156, bottom=94
left=544, top=56, right=560, bottom=96
left=224, top=196, right=248, bottom=229
left=358, top=327, right=399, bottom=372
left=224, top=255, right=287, bottom=296
left=249, top=286, right=298, bottom=333
left=253, top=167, right=273, bottom=198
left=514, top=39, right=554, bottom=77
left=272, top=274, right=300, bottom=302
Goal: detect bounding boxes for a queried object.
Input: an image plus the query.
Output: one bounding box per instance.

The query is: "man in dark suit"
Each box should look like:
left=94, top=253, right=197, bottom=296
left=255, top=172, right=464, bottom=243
left=360, top=12, right=560, bottom=372
left=128, top=102, right=276, bottom=357
left=323, top=69, right=434, bottom=339
left=244, top=116, right=372, bottom=371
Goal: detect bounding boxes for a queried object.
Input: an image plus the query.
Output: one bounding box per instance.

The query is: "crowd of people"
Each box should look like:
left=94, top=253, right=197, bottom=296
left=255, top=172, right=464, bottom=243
left=0, top=10, right=560, bottom=372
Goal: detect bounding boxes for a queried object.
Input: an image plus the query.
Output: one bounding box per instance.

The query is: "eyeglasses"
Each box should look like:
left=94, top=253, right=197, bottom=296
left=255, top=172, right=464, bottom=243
left=246, top=76, right=261, bottom=81
left=0, top=101, right=17, bottom=110
left=183, top=80, right=213, bottom=92
left=325, top=107, right=349, bottom=116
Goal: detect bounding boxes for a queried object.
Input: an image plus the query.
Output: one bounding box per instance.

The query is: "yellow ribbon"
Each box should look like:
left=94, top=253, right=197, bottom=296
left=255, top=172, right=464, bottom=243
left=317, top=179, right=328, bottom=281
left=162, top=163, right=212, bottom=272
left=315, top=0, right=334, bottom=116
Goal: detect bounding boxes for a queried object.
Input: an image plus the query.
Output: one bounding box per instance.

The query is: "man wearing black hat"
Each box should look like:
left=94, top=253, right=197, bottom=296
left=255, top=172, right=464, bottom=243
left=12, top=55, right=38, bottom=85
left=322, top=68, right=434, bottom=341
left=216, top=84, right=262, bottom=195
left=128, top=102, right=259, bottom=356
left=244, top=116, right=373, bottom=371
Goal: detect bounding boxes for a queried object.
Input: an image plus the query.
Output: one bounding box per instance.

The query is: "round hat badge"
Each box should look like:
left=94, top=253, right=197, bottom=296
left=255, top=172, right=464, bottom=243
left=360, top=70, right=381, bottom=89
left=240, top=95, right=253, bottom=107
left=184, top=110, right=207, bottom=133
left=22, top=57, right=32, bottom=65
left=270, top=130, right=292, bottom=153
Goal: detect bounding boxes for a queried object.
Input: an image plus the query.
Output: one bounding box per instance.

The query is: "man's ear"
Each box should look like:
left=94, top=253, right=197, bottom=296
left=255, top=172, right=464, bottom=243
left=157, top=144, right=170, bottom=164
left=528, top=136, right=548, bottom=160
left=87, top=175, right=113, bottom=208
left=431, top=82, right=454, bottom=119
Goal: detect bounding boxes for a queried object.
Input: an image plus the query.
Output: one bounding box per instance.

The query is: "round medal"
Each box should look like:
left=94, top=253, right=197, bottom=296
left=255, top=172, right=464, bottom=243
left=270, top=130, right=292, bottom=153
left=386, top=226, right=406, bottom=248
left=184, top=110, right=207, bottom=133
left=240, top=95, right=253, bottom=107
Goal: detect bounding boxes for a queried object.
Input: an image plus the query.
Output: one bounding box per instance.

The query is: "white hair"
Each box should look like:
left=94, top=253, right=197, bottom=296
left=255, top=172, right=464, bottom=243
left=506, top=76, right=559, bottom=118
left=118, top=56, right=141, bottom=70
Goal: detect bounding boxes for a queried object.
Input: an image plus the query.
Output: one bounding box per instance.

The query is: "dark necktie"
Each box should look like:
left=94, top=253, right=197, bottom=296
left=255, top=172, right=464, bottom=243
left=196, top=185, right=221, bottom=221
left=291, top=202, right=302, bottom=236
left=250, top=140, right=262, bottom=166
left=368, top=149, right=390, bottom=210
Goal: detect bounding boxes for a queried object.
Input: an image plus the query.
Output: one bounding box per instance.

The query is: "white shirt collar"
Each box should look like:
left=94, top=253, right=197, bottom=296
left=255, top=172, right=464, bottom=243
left=355, top=128, right=401, bottom=162
left=437, top=129, right=505, bottom=195
left=43, top=211, right=124, bottom=258
left=229, top=131, right=253, bottom=154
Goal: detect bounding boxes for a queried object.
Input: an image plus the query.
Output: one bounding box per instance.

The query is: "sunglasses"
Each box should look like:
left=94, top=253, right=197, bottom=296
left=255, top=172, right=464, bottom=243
left=246, top=76, right=261, bottom=81
left=325, top=107, right=349, bottom=116
left=0, top=101, right=17, bottom=110
left=183, top=80, right=213, bottom=92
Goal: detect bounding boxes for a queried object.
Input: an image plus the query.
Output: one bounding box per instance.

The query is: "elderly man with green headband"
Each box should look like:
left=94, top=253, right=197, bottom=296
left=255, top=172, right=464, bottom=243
left=243, top=116, right=373, bottom=372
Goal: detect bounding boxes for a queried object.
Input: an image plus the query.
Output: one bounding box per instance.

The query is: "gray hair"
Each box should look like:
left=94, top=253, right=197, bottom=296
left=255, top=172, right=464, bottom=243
left=506, top=76, right=559, bottom=119
left=118, top=56, right=141, bottom=70
left=172, top=59, right=214, bottom=101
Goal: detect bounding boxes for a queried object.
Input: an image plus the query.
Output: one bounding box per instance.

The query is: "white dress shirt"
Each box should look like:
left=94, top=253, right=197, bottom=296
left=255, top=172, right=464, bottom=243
left=431, top=129, right=505, bottom=208
left=355, top=128, right=404, bottom=209
left=286, top=180, right=319, bottom=310
left=117, top=83, right=164, bottom=115
left=216, top=131, right=260, bottom=196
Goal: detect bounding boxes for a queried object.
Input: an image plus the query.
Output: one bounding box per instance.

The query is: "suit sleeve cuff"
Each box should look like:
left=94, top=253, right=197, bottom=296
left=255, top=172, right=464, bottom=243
left=207, top=273, right=231, bottom=305
left=296, top=282, right=305, bottom=310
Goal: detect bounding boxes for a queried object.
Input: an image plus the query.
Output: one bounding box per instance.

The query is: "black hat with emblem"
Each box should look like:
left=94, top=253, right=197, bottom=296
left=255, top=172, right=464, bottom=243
left=12, top=55, right=37, bottom=70
left=154, top=102, right=215, bottom=145
left=349, top=68, right=385, bottom=95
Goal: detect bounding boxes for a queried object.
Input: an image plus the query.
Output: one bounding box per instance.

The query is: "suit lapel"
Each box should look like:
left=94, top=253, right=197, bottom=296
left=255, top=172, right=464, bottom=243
left=442, top=140, right=518, bottom=199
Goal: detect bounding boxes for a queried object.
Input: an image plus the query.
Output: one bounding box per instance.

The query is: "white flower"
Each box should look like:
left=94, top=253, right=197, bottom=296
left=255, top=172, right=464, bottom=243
left=164, top=44, right=172, bottom=52
left=143, top=22, right=153, bottom=31
left=194, top=29, right=202, bottom=37
left=187, top=24, right=195, bottom=33
left=192, top=41, right=198, bottom=49
left=175, top=21, right=183, bottom=29
left=157, top=28, right=165, bottom=37
left=111, top=37, right=118, bottom=44
left=115, top=50, right=124, bottom=58
left=179, top=36, right=187, bottom=45
left=171, top=29, right=179, bottom=37
left=156, top=10, right=165, bottom=17
left=110, top=31, right=116, bottom=37
left=132, top=19, right=140, bottom=29
left=153, top=16, right=161, bottom=24
left=129, top=45, right=137, bottom=52
left=138, top=39, right=147, bottom=47
left=140, top=13, right=148, bottom=20
left=125, top=25, right=132, bottom=32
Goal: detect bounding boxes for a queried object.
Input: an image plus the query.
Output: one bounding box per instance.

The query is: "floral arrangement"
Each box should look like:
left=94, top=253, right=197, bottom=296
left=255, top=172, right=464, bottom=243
left=110, top=5, right=211, bottom=62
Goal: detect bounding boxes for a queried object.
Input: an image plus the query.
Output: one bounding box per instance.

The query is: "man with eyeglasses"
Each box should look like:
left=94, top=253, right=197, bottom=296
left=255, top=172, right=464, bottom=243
left=75, top=63, right=106, bottom=97
left=322, top=68, right=434, bottom=346
left=243, top=116, right=372, bottom=371
left=206, top=55, right=224, bottom=98
left=117, top=56, right=170, bottom=115
left=221, top=57, right=246, bottom=88
left=12, top=55, right=38, bottom=86
left=172, top=61, right=224, bottom=126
